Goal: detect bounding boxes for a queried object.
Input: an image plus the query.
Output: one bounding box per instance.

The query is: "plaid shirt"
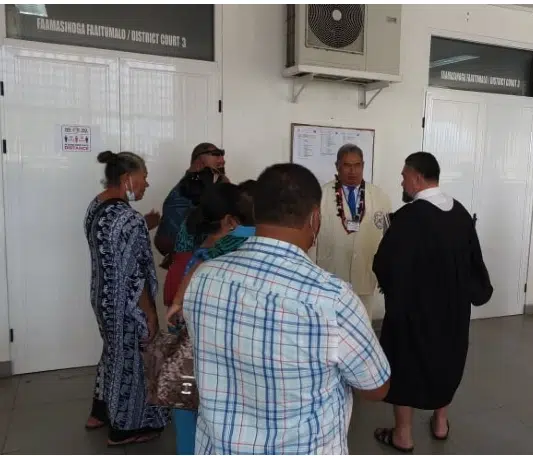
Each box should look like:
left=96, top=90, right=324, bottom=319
left=183, top=237, right=390, bottom=455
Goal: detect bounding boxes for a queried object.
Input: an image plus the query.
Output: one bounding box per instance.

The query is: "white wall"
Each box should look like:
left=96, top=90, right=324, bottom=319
left=222, top=4, right=533, bottom=319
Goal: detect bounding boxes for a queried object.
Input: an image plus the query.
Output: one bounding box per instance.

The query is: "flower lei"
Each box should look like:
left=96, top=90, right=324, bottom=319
left=334, top=175, right=366, bottom=234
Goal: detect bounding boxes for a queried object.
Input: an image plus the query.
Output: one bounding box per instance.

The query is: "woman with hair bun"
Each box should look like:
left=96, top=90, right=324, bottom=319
left=84, top=151, right=169, bottom=446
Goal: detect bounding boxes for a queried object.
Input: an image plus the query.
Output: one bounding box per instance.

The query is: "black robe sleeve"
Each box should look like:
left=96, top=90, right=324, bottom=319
left=468, top=222, right=493, bottom=306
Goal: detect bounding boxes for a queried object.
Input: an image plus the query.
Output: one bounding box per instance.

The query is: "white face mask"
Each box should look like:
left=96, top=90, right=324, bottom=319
left=125, top=176, right=136, bottom=202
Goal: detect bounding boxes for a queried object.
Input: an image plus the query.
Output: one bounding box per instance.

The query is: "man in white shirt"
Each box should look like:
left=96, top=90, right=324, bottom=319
left=310, top=144, right=391, bottom=321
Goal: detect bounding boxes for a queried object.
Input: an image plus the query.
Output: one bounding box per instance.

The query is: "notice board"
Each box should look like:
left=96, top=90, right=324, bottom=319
left=290, top=123, right=375, bottom=186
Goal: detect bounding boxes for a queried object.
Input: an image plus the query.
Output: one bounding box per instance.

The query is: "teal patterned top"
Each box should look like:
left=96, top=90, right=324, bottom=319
left=174, top=219, right=196, bottom=253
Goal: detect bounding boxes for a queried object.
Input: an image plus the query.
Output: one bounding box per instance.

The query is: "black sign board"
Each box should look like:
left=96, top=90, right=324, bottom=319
left=429, top=36, right=533, bottom=96
left=5, top=4, right=215, bottom=61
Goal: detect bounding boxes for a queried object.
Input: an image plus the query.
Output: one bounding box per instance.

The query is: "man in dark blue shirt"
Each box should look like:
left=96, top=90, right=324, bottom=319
left=154, top=143, right=226, bottom=258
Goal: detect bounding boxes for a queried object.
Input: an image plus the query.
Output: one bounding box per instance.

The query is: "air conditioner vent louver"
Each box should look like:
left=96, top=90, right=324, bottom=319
left=307, top=5, right=364, bottom=50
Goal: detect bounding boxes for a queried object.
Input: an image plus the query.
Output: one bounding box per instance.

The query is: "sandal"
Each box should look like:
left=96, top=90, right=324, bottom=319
left=107, top=431, right=160, bottom=447
left=429, top=415, right=450, bottom=441
left=374, top=428, right=414, bottom=453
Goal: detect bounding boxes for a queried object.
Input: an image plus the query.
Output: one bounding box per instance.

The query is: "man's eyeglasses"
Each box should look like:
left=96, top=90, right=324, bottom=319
left=196, top=147, right=225, bottom=160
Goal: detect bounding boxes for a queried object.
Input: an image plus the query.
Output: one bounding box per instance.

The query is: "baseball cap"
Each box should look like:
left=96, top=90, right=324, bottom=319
left=190, top=143, right=225, bottom=164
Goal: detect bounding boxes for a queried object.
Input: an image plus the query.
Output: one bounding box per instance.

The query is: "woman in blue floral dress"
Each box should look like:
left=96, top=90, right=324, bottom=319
left=84, top=151, right=169, bottom=446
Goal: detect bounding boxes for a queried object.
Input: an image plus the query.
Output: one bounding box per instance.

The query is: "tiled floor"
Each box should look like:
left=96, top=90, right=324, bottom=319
left=1, top=315, right=533, bottom=454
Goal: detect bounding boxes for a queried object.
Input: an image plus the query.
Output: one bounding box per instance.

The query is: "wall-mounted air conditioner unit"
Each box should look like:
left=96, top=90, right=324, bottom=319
left=284, top=4, right=402, bottom=106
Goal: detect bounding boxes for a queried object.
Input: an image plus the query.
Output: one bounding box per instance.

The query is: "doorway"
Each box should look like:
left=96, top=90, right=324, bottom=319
left=423, top=87, right=533, bottom=319
left=3, top=45, right=221, bottom=374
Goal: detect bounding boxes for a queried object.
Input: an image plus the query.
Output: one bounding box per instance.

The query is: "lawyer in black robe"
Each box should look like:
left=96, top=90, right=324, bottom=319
left=373, top=196, right=492, bottom=411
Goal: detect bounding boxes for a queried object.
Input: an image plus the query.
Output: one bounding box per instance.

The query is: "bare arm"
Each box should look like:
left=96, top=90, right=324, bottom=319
left=166, top=262, right=202, bottom=325
left=154, top=233, right=174, bottom=258
left=469, top=221, right=493, bottom=306
left=355, top=380, right=390, bottom=402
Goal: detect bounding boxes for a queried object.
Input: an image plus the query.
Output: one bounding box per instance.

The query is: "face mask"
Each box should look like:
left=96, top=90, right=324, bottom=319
left=126, top=176, right=136, bottom=202
left=231, top=225, right=256, bottom=238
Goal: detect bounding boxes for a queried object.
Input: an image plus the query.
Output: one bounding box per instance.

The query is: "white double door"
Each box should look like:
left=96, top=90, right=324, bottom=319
left=3, top=44, right=221, bottom=374
left=423, top=87, right=533, bottom=320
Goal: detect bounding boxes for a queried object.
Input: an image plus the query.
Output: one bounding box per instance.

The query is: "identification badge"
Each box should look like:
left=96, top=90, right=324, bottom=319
left=346, top=221, right=360, bottom=232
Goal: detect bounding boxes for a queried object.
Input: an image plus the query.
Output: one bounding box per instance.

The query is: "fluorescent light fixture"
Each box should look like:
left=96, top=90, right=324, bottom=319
left=15, top=4, right=48, bottom=17
left=430, top=55, right=479, bottom=69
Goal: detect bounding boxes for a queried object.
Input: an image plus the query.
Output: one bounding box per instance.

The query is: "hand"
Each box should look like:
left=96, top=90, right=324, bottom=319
left=144, top=315, right=159, bottom=344
left=144, top=210, right=161, bottom=231
left=166, top=301, right=183, bottom=328
left=160, top=254, right=172, bottom=270
left=208, top=167, right=230, bottom=183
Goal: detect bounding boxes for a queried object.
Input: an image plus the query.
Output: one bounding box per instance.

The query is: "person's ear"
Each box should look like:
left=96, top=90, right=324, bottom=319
left=309, top=207, right=320, bottom=231
left=228, top=215, right=238, bottom=230
left=119, top=173, right=129, bottom=189
left=222, top=214, right=238, bottom=231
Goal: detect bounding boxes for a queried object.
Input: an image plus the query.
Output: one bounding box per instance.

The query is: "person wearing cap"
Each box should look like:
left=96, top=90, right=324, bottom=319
left=154, top=143, right=227, bottom=258
left=189, top=142, right=226, bottom=175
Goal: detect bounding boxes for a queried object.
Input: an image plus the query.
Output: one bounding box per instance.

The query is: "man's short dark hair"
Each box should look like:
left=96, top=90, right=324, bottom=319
left=405, top=152, right=440, bottom=182
left=336, top=144, right=363, bottom=164
left=254, top=163, right=322, bottom=227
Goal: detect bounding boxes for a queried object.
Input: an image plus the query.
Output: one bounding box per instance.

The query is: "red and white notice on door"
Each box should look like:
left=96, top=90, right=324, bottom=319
left=61, top=125, right=92, bottom=152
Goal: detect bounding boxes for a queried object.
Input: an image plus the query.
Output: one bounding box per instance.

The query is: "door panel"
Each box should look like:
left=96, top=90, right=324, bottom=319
left=3, top=48, right=221, bottom=374
left=3, top=47, right=120, bottom=374
left=119, top=58, right=221, bottom=218
left=119, top=59, right=222, bottom=324
left=423, top=89, right=485, bottom=213
left=423, top=88, right=533, bottom=320
left=471, top=98, right=533, bottom=319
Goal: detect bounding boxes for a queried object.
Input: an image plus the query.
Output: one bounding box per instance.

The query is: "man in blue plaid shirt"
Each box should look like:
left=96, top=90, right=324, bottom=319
left=183, top=163, right=391, bottom=454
